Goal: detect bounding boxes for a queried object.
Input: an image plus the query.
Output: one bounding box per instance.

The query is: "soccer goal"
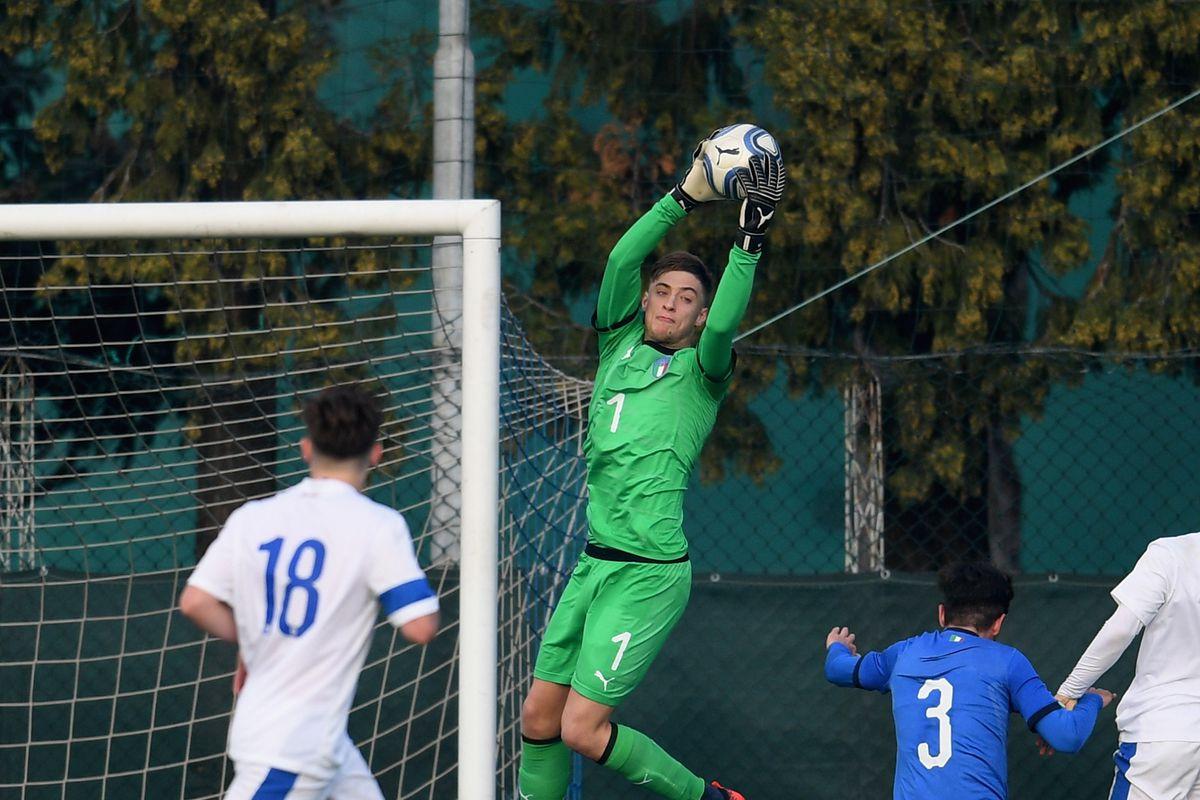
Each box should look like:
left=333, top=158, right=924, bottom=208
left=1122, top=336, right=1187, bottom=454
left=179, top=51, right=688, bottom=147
left=0, top=200, right=590, bottom=799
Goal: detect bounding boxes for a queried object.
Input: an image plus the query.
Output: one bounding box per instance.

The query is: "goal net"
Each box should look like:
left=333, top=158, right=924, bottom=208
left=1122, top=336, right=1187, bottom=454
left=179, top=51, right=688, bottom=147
left=0, top=201, right=590, bottom=799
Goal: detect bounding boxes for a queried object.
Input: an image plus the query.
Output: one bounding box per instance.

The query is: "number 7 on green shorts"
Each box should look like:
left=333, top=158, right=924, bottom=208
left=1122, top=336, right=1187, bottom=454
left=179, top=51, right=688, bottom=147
left=533, top=553, right=692, bottom=705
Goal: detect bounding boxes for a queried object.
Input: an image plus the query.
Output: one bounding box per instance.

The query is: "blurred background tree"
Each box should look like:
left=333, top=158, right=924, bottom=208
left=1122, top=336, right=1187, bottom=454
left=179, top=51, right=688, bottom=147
left=6, top=0, right=1199, bottom=569
left=474, top=0, right=781, bottom=487
left=1056, top=3, right=1200, bottom=363
left=475, top=0, right=1156, bottom=570
left=471, top=0, right=1200, bottom=571
left=4, top=0, right=429, bottom=556
left=738, top=0, right=1113, bottom=570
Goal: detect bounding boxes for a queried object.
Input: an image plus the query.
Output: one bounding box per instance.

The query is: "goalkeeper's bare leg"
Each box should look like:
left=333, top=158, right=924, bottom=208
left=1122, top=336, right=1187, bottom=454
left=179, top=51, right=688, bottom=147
left=518, top=680, right=573, bottom=799
left=519, top=679, right=745, bottom=800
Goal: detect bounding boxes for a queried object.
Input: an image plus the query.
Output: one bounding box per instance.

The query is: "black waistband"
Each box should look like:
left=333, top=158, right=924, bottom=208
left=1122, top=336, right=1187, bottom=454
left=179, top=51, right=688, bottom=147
left=584, top=542, right=689, bottom=564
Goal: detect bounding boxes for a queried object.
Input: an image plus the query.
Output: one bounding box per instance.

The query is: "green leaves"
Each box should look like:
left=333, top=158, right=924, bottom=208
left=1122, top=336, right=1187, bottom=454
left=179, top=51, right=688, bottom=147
left=476, top=0, right=1200, bottom=567
left=8, top=0, right=432, bottom=473
left=15, top=0, right=423, bottom=203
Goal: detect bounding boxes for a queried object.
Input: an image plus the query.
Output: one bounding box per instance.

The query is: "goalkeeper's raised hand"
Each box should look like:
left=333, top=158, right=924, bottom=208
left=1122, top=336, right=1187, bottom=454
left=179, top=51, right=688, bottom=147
left=735, top=153, right=787, bottom=254
left=670, top=129, right=722, bottom=213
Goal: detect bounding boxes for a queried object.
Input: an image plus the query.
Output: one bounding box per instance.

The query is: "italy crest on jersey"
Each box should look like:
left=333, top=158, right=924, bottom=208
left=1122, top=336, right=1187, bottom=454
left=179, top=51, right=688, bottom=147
left=651, top=355, right=672, bottom=380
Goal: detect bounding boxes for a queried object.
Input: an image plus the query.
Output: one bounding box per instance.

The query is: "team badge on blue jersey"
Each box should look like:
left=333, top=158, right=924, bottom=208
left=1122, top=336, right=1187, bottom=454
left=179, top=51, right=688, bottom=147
left=651, top=355, right=672, bottom=380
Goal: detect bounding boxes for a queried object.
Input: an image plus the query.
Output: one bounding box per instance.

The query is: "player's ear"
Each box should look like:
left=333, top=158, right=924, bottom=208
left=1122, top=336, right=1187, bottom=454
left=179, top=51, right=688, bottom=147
left=300, top=437, right=313, bottom=464
left=694, top=305, right=709, bottom=328
left=641, top=290, right=649, bottom=311
left=937, top=604, right=945, bottom=628
left=991, top=613, right=1006, bottom=638
left=368, top=441, right=383, bottom=468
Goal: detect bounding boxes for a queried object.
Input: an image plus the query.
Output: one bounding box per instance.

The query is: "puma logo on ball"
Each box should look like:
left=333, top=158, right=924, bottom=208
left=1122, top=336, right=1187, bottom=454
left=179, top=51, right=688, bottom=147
left=715, top=146, right=741, bottom=165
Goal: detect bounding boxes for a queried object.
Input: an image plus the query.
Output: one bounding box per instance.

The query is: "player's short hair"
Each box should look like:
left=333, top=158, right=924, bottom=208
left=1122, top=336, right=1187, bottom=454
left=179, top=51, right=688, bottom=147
left=938, top=561, right=1014, bottom=630
left=647, top=251, right=714, bottom=306
left=302, top=385, right=382, bottom=461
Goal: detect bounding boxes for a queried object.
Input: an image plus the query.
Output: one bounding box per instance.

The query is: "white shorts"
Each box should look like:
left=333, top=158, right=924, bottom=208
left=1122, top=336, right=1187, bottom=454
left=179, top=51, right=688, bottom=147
left=1110, top=741, right=1200, bottom=800
left=224, top=740, right=384, bottom=800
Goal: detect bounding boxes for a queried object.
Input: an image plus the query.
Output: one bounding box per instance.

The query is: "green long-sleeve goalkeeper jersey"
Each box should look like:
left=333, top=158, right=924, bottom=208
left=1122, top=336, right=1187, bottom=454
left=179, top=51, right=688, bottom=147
left=584, top=193, right=759, bottom=560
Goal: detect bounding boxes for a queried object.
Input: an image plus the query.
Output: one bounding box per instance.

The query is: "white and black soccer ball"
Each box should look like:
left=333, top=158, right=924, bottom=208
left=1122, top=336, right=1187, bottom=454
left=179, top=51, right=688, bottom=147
left=700, top=123, right=781, bottom=200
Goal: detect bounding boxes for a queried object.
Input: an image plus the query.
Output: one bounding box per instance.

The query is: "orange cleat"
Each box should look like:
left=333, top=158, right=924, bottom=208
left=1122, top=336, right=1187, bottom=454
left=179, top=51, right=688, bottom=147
left=710, top=780, right=747, bottom=800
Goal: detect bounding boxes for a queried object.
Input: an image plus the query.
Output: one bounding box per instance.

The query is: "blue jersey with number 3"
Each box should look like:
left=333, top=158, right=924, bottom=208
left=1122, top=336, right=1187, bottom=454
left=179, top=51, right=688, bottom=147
left=826, top=628, right=1101, bottom=800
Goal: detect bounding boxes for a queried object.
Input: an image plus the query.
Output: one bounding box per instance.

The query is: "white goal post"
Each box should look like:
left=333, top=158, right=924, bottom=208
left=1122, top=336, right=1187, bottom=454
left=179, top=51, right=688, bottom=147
left=0, top=199, right=501, bottom=800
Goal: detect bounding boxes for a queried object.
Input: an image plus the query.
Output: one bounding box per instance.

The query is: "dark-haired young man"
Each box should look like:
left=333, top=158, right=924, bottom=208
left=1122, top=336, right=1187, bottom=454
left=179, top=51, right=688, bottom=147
left=824, top=562, right=1113, bottom=800
left=516, top=137, right=786, bottom=800
left=180, top=385, right=439, bottom=799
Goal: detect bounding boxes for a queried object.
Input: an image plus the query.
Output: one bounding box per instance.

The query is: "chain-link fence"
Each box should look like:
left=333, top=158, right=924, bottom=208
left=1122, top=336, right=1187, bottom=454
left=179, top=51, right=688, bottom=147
left=0, top=238, right=595, bottom=799
left=687, top=347, right=1199, bottom=576
left=576, top=346, right=1199, bottom=798
left=7, top=0, right=1200, bottom=797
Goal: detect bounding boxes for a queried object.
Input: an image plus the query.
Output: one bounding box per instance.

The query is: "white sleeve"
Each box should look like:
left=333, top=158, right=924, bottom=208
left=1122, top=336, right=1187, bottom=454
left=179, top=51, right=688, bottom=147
left=186, top=514, right=239, bottom=605
left=1056, top=603, right=1143, bottom=699
left=369, top=514, right=439, bottom=627
left=1110, top=541, right=1176, bottom=627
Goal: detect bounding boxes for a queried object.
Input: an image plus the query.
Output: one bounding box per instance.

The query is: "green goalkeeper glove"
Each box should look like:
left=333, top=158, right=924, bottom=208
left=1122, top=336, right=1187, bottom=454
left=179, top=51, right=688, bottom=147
left=670, top=129, right=723, bottom=213
left=735, top=153, right=786, bottom=254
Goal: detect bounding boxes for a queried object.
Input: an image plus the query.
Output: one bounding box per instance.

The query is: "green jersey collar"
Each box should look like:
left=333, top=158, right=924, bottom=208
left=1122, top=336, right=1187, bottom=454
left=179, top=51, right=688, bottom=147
left=642, top=338, right=682, bottom=356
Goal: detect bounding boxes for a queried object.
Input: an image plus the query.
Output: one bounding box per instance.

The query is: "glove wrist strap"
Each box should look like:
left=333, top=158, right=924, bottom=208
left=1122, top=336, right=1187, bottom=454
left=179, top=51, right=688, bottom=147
left=736, top=197, right=774, bottom=254
left=735, top=229, right=766, bottom=254
left=670, top=184, right=699, bottom=214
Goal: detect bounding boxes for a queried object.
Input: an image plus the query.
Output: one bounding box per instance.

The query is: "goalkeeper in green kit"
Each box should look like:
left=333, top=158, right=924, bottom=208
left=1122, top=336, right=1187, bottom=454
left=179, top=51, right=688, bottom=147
left=517, top=131, right=786, bottom=800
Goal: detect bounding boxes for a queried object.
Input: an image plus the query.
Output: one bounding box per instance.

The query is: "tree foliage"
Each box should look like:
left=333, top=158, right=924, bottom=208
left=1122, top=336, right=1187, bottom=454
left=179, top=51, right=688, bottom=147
left=7, top=0, right=1199, bottom=568
left=476, top=0, right=1200, bottom=570
left=475, top=0, right=780, bottom=483
left=7, top=0, right=422, bottom=201
left=3, top=0, right=429, bottom=552
left=1057, top=2, right=1200, bottom=360
left=737, top=0, right=1111, bottom=568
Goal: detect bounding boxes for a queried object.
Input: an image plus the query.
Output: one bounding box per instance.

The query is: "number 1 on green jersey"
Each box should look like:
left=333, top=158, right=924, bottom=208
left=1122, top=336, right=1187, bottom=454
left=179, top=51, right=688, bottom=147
left=607, top=392, right=626, bottom=432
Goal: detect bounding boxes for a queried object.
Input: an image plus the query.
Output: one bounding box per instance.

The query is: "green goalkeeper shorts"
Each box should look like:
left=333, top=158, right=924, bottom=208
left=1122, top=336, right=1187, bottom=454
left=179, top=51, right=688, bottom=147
left=533, top=546, right=692, bottom=706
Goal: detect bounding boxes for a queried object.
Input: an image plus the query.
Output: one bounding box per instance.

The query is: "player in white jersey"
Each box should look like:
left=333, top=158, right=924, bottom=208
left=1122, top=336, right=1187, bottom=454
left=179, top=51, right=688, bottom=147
left=179, top=385, right=440, bottom=799
left=1055, top=532, right=1200, bottom=800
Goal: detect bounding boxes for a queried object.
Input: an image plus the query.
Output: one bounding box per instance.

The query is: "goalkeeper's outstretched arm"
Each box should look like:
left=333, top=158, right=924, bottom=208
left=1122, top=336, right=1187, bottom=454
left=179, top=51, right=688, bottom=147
left=696, top=246, right=757, bottom=381
left=595, top=132, right=731, bottom=330
left=595, top=195, right=687, bottom=330
left=696, top=153, right=786, bottom=380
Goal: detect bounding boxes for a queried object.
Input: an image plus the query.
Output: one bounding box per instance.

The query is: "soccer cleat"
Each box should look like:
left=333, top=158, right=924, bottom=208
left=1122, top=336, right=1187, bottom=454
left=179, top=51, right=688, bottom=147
left=709, top=780, right=747, bottom=800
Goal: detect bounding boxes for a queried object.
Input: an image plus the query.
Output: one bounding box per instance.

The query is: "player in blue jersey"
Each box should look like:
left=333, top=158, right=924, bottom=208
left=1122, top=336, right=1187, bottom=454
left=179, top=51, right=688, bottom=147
left=824, top=562, right=1114, bottom=800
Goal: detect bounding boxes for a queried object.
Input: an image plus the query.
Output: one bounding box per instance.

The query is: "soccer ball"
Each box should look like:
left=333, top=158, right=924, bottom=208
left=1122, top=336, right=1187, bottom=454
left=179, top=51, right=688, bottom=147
left=699, top=123, right=781, bottom=201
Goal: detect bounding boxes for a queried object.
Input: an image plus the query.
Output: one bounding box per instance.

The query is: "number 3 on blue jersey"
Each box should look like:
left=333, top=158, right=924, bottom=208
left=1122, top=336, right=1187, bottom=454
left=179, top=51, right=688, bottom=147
left=258, top=538, right=326, bottom=636
left=918, top=678, right=953, bottom=769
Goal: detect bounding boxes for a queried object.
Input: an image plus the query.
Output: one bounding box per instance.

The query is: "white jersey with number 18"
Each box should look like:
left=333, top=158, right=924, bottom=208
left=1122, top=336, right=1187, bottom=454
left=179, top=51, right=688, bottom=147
left=187, top=477, right=438, bottom=777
